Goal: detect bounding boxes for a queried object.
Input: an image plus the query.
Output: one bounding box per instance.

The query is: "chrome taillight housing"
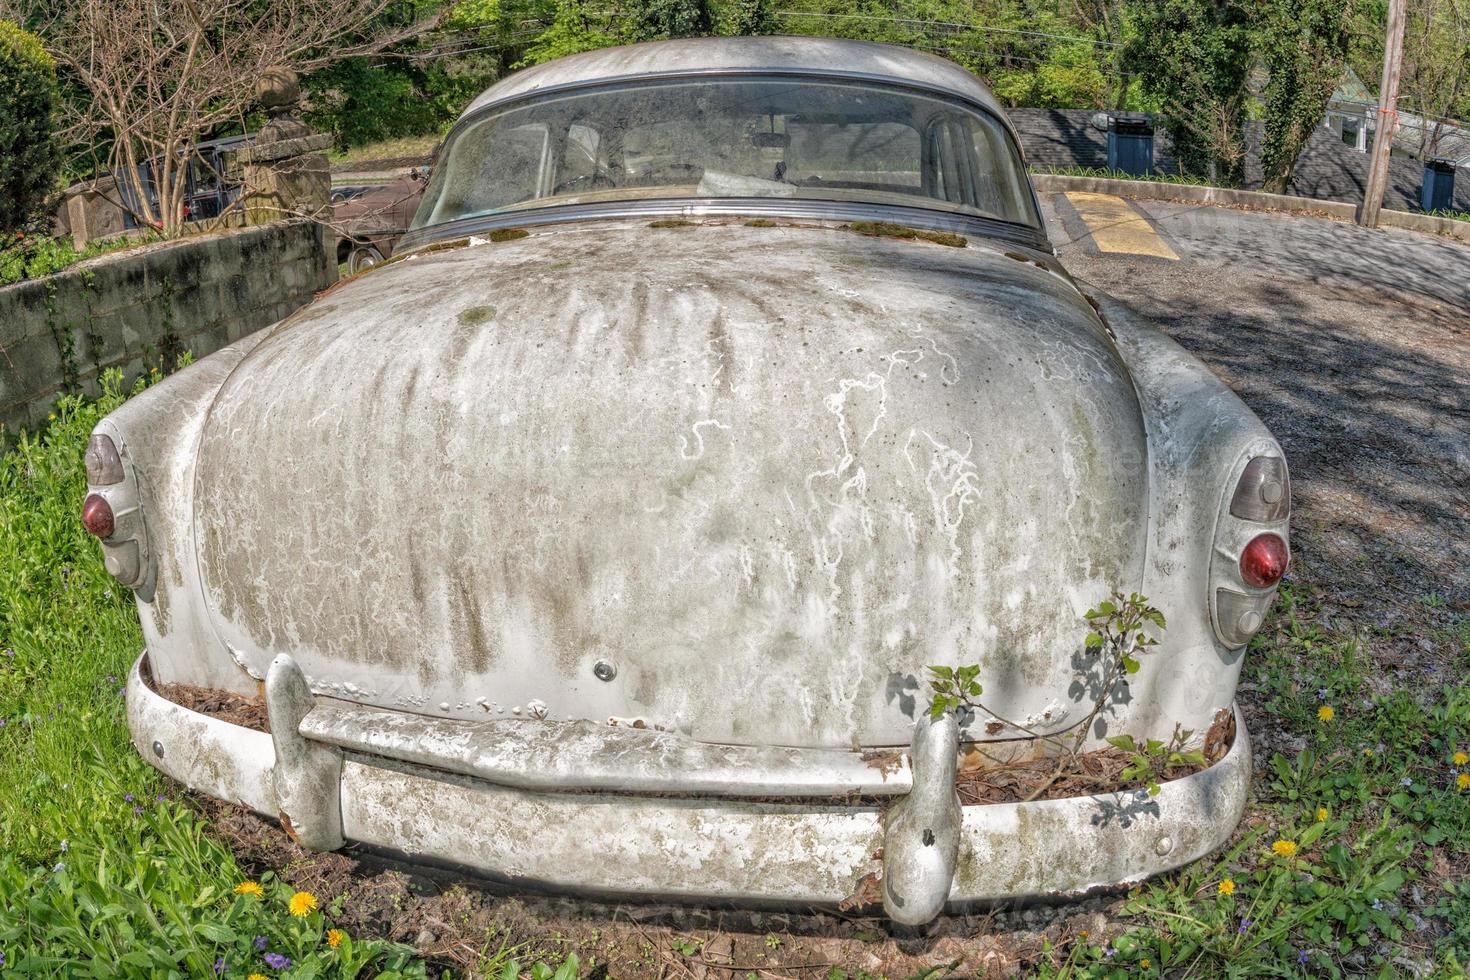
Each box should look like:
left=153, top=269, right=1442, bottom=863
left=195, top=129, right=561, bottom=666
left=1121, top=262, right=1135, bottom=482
left=1212, top=450, right=1291, bottom=649
left=82, top=429, right=152, bottom=593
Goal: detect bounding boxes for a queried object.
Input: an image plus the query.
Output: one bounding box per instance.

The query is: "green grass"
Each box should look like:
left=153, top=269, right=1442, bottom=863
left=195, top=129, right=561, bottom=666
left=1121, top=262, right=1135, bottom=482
left=0, top=232, right=148, bottom=287
left=1425, top=208, right=1470, bottom=224
left=328, top=134, right=440, bottom=168
left=1037, top=583, right=1470, bottom=978
left=1030, top=165, right=1228, bottom=188
left=0, top=374, right=429, bottom=977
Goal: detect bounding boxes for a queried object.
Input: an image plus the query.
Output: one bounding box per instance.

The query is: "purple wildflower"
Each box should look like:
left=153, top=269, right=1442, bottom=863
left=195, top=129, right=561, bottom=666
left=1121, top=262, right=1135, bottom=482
left=1316, top=688, right=1328, bottom=700
left=1238, top=918, right=1253, bottom=934
left=53, top=862, right=64, bottom=873
left=124, top=793, right=134, bottom=803
left=132, top=805, right=143, bottom=815
left=1372, top=898, right=1384, bottom=910
left=213, top=956, right=226, bottom=974
left=1401, top=778, right=1413, bottom=787
left=1297, top=949, right=1310, bottom=964
left=0, top=951, right=6, bottom=967
left=253, top=935, right=268, bottom=951
left=59, top=840, right=68, bottom=852
left=1103, top=947, right=1117, bottom=959
left=263, top=952, right=291, bottom=970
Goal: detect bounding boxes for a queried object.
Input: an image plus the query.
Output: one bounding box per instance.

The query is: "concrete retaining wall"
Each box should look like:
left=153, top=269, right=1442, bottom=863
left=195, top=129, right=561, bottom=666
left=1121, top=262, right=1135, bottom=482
left=0, top=221, right=334, bottom=436
left=1031, top=173, right=1470, bottom=244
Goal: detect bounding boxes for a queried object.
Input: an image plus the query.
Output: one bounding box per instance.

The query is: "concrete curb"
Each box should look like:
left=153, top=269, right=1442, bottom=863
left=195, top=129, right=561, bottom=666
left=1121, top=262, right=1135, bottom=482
left=1031, top=173, right=1470, bottom=244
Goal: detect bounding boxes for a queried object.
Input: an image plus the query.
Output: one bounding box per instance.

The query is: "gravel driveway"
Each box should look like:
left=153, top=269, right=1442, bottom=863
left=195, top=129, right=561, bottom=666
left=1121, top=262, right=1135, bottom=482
left=1044, top=196, right=1470, bottom=625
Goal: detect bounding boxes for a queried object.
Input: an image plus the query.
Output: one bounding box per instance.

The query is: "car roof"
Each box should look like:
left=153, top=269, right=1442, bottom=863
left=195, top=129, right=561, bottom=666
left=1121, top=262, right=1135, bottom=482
left=460, top=36, right=1010, bottom=125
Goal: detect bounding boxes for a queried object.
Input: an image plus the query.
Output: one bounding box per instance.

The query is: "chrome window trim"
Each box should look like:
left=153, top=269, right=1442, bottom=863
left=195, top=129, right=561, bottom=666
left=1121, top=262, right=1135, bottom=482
left=397, top=197, right=1053, bottom=254
left=406, top=69, right=1047, bottom=250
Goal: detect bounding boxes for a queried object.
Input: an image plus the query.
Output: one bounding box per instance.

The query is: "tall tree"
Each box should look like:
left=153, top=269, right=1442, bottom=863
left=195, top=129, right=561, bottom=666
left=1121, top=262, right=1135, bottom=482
left=628, top=0, right=716, bottom=41
left=731, top=0, right=781, bottom=36
left=0, top=20, right=59, bottom=232
left=1126, top=0, right=1255, bottom=183
left=1257, top=0, right=1356, bottom=194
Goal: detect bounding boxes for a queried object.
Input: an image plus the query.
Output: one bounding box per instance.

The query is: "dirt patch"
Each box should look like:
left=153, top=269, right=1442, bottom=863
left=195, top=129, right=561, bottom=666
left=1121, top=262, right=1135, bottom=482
left=151, top=671, right=269, bottom=732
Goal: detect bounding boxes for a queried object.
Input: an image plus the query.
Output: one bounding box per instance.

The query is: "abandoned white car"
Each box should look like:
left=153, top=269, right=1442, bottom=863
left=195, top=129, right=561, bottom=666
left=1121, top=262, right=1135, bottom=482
left=91, top=37, right=1289, bottom=925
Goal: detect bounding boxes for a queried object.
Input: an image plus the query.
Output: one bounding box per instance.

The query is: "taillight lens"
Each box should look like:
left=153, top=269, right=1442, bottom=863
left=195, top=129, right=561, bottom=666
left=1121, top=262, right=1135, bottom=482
left=85, top=434, right=125, bottom=485
left=1240, top=533, right=1288, bottom=588
left=82, top=493, right=115, bottom=538
left=1230, top=456, right=1289, bottom=522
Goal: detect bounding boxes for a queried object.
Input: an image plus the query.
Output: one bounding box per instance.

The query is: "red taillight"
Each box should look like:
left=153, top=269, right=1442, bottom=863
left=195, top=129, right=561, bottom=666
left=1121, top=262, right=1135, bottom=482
left=1240, top=533, right=1288, bottom=588
left=82, top=493, right=115, bottom=538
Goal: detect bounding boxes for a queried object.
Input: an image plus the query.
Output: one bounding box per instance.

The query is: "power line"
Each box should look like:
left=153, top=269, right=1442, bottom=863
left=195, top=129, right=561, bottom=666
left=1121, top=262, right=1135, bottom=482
left=771, top=10, right=1121, bottom=47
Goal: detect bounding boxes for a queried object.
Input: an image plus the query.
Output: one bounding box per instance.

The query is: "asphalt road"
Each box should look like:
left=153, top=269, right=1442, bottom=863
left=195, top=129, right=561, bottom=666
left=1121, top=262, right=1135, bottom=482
left=1040, top=192, right=1470, bottom=665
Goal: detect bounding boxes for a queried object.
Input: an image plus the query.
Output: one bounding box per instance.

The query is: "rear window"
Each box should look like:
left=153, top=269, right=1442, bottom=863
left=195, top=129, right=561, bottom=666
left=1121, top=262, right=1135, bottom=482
left=415, top=76, right=1039, bottom=229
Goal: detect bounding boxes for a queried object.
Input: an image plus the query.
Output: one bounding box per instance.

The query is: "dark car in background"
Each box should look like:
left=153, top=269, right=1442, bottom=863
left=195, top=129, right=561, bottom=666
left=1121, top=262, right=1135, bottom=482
left=332, top=169, right=428, bottom=273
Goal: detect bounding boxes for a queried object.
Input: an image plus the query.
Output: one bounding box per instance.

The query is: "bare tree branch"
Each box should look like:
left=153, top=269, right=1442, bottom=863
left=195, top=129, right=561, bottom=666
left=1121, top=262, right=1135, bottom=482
left=4, top=0, right=443, bottom=235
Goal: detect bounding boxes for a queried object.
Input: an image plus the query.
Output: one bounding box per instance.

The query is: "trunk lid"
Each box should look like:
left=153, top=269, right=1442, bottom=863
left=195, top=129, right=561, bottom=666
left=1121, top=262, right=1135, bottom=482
left=194, top=221, right=1148, bottom=748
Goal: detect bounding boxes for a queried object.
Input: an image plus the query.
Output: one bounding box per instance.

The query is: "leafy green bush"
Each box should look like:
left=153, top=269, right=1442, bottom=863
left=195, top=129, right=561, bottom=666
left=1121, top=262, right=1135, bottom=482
left=0, top=232, right=143, bottom=287
left=0, top=20, right=61, bottom=233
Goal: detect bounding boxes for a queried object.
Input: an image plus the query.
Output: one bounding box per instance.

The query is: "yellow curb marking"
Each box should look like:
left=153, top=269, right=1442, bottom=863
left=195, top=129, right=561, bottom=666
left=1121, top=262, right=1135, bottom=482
left=1064, top=191, right=1180, bottom=260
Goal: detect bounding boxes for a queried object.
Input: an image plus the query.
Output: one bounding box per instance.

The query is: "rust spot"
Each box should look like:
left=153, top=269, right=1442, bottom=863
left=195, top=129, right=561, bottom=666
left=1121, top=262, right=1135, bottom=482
left=743, top=218, right=778, bottom=228
left=279, top=811, right=302, bottom=844
left=1203, top=708, right=1236, bottom=763
left=487, top=228, right=529, bottom=243
left=838, top=871, right=883, bottom=912
left=985, top=721, right=1004, bottom=735
left=862, top=749, right=904, bottom=779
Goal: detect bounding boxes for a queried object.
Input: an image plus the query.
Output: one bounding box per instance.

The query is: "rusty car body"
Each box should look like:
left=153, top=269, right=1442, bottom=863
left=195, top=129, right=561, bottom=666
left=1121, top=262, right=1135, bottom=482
left=89, top=37, right=1289, bottom=924
left=331, top=169, right=429, bottom=273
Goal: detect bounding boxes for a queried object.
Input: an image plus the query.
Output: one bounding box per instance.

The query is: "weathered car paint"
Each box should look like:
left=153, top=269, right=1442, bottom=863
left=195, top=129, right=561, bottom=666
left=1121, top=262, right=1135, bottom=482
left=189, top=222, right=1151, bottom=748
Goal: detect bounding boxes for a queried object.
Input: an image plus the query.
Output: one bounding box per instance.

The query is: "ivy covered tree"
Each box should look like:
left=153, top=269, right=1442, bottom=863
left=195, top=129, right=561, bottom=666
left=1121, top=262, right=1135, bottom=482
left=0, top=20, right=59, bottom=234
left=731, top=0, right=780, bottom=36
left=1257, top=0, right=1356, bottom=194
left=628, top=0, right=716, bottom=41
left=1125, top=0, right=1255, bottom=184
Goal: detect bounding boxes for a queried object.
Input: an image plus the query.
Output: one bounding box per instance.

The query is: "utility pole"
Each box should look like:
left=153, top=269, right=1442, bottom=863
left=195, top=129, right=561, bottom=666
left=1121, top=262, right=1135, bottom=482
left=1357, top=0, right=1407, bottom=228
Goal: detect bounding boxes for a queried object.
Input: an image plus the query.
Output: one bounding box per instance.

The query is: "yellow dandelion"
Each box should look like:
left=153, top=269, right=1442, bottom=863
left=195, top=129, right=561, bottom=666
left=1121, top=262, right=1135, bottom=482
left=288, top=890, right=318, bottom=917
left=233, top=881, right=263, bottom=897
left=1272, top=839, right=1298, bottom=859
left=249, top=975, right=268, bottom=980
left=1316, top=807, right=1328, bottom=822
left=47, top=413, right=56, bottom=421
left=1458, top=773, right=1470, bottom=791
left=1317, top=705, right=1334, bottom=722
left=1363, top=748, right=1374, bottom=757
left=1218, top=878, right=1235, bottom=896
left=1140, top=959, right=1151, bottom=969
left=326, top=928, right=346, bottom=948
left=1453, top=751, right=1468, bottom=766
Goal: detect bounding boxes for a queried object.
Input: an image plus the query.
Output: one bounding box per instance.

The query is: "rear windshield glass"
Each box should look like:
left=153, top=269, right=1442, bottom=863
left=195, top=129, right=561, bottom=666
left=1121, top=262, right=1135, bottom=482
left=414, top=77, right=1040, bottom=229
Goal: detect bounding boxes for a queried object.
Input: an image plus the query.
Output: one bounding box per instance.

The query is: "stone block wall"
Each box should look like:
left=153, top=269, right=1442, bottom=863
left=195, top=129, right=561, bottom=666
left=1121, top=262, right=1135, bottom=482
left=0, top=220, right=334, bottom=437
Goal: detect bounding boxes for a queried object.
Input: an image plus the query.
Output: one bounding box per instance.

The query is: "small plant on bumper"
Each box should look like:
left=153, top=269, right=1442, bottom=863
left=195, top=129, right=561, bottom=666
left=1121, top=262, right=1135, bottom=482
left=927, top=592, right=1172, bottom=799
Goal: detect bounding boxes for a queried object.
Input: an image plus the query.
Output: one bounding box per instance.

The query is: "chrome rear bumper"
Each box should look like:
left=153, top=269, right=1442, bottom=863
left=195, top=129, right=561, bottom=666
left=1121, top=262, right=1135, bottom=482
left=127, top=652, right=1250, bottom=924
